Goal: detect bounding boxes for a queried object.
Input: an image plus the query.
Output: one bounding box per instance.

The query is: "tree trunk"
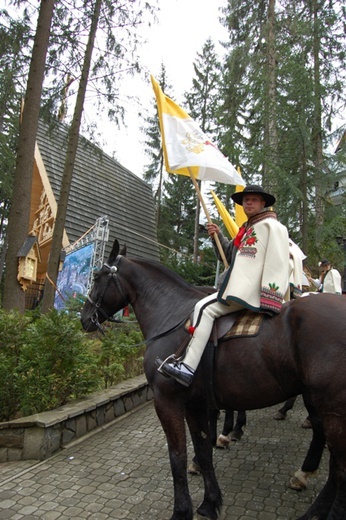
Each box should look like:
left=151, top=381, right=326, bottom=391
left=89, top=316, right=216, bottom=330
left=41, top=0, right=102, bottom=312
left=301, top=145, right=308, bottom=253
left=2, top=0, right=55, bottom=312
left=155, top=153, right=164, bottom=228
left=264, top=0, right=278, bottom=193
left=311, top=0, right=324, bottom=235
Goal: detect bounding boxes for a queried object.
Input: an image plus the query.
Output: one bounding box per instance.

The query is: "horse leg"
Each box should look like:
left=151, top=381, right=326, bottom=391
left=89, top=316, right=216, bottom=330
left=230, top=410, right=246, bottom=441
left=298, top=410, right=346, bottom=520
left=154, top=395, right=193, bottom=520
left=188, top=408, right=219, bottom=474
left=188, top=455, right=201, bottom=475
left=186, top=406, right=222, bottom=520
left=209, top=408, right=220, bottom=446
left=216, top=409, right=234, bottom=448
left=326, top=468, right=346, bottom=520
left=273, top=396, right=297, bottom=420
left=289, top=407, right=325, bottom=491
left=324, top=414, right=346, bottom=520
left=297, top=455, right=337, bottom=520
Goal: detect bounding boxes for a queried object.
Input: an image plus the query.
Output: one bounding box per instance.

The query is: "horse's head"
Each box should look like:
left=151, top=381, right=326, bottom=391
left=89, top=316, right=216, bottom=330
left=81, top=239, right=128, bottom=332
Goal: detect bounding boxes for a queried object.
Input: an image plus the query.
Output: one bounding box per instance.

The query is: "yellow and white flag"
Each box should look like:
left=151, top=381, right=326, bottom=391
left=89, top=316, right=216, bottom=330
left=151, top=76, right=245, bottom=186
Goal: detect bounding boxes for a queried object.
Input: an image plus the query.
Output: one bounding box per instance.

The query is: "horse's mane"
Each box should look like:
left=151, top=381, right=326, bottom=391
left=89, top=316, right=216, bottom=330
left=122, top=255, right=210, bottom=329
left=133, top=256, right=203, bottom=290
left=127, top=256, right=210, bottom=304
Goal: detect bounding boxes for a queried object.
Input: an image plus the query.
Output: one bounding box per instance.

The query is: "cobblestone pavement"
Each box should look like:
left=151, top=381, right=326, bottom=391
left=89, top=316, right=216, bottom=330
left=0, top=396, right=328, bottom=520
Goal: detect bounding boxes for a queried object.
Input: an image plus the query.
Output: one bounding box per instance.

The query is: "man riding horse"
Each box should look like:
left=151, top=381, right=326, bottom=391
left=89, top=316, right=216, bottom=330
left=157, top=184, right=291, bottom=387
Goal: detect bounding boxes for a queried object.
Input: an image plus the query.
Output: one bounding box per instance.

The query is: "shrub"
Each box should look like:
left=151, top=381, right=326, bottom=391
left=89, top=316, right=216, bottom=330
left=95, top=322, right=145, bottom=388
left=17, top=309, right=101, bottom=416
left=0, top=309, right=145, bottom=421
left=0, top=310, right=33, bottom=420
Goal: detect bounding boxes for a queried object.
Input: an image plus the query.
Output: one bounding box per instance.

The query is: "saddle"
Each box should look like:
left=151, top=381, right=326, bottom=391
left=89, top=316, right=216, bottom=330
left=185, top=309, right=265, bottom=346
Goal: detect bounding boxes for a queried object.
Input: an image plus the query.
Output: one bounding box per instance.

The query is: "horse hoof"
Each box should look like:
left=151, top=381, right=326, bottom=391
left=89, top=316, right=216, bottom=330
left=188, top=461, right=201, bottom=474
left=216, top=434, right=230, bottom=449
left=230, top=430, right=243, bottom=441
left=301, top=418, right=312, bottom=428
left=288, top=475, right=306, bottom=491
left=288, top=469, right=317, bottom=491
left=196, top=504, right=219, bottom=520
left=273, top=411, right=286, bottom=420
left=196, top=514, right=213, bottom=520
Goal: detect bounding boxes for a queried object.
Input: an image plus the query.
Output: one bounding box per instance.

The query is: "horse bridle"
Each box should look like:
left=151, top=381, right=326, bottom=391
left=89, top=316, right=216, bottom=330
left=87, top=256, right=191, bottom=344
left=87, top=257, right=127, bottom=334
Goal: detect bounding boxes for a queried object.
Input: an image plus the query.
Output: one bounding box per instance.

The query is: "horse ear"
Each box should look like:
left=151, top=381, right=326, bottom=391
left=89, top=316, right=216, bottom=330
left=108, top=239, right=120, bottom=264
left=120, top=244, right=127, bottom=256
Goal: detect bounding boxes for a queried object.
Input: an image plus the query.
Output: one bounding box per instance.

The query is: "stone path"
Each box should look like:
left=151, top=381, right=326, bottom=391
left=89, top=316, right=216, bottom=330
left=0, top=397, right=328, bottom=519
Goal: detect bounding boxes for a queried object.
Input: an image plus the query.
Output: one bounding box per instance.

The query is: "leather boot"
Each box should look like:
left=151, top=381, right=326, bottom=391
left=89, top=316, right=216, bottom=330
left=156, top=357, right=195, bottom=387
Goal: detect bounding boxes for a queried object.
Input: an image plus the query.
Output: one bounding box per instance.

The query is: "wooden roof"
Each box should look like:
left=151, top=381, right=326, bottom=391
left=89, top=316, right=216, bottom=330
left=35, top=119, right=159, bottom=262
left=17, top=236, right=40, bottom=259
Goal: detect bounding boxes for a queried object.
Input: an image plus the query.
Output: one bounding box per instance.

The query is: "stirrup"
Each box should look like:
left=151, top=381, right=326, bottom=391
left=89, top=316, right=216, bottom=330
left=156, top=354, right=180, bottom=374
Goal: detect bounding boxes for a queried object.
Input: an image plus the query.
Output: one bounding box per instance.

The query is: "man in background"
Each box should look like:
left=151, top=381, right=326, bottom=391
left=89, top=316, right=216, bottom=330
left=312, top=259, right=342, bottom=295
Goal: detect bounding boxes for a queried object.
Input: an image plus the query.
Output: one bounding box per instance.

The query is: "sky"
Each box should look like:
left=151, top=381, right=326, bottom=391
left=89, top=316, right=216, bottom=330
left=92, top=0, right=228, bottom=177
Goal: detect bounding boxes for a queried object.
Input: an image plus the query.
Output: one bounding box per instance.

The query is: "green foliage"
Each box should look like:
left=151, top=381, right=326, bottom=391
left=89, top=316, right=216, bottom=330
left=96, top=323, right=145, bottom=388
left=0, top=309, right=145, bottom=421
left=63, top=293, right=86, bottom=314
left=184, top=38, right=222, bottom=140
left=0, top=10, right=32, bottom=244
left=17, top=310, right=99, bottom=416
left=0, top=310, right=32, bottom=420
left=163, top=245, right=216, bottom=287
left=218, top=0, right=346, bottom=257
left=159, top=174, right=197, bottom=258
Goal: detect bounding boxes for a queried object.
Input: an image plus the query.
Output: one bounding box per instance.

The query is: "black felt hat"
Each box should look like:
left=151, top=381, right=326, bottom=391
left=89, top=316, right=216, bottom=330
left=231, top=185, right=276, bottom=207
left=319, top=259, right=330, bottom=267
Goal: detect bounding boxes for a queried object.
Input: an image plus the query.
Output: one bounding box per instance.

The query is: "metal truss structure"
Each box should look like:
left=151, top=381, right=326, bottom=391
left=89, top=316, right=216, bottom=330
left=86, top=216, right=109, bottom=294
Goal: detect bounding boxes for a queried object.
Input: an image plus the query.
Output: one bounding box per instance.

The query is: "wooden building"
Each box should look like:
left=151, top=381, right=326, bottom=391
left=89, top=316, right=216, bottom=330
left=25, top=119, right=159, bottom=305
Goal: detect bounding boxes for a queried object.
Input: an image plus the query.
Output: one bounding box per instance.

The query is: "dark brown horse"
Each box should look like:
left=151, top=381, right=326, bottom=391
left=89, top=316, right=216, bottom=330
left=81, top=239, right=346, bottom=520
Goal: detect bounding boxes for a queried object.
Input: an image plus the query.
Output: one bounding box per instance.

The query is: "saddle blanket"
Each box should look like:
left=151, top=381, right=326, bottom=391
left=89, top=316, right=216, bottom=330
left=185, top=310, right=265, bottom=341
left=223, top=310, right=265, bottom=339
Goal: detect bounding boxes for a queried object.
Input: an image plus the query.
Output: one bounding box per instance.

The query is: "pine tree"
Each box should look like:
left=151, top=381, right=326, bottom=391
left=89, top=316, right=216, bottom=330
left=41, top=0, right=103, bottom=313
left=183, top=38, right=223, bottom=262
left=219, top=0, right=346, bottom=262
left=3, top=0, right=56, bottom=312
left=0, top=10, right=31, bottom=284
left=160, top=174, right=196, bottom=260
left=142, top=64, right=174, bottom=229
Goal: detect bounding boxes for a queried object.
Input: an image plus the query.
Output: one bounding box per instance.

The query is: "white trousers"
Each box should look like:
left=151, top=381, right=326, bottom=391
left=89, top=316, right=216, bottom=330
left=183, top=292, right=244, bottom=370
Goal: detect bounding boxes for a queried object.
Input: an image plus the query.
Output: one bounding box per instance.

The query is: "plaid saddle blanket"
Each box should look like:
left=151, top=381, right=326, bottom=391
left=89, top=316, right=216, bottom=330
left=185, top=309, right=265, bottom=342
left=222, top=310, right=265, bottom=339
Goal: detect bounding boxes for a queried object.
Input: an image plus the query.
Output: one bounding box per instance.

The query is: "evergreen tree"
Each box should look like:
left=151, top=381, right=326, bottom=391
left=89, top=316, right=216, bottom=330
left=159, top=174, right=196, bottom=263
left=0, top=9, right=32, bottom=285
left=219, top=0, right=346, bottom=263
left=41, top=0, right=103, bottom=313
left=183, top=39, right=223, bottom=262
left=142, top=64, right=174, bottom=228
left=3, top=0, right=56, bottom=312
left=185, top=38, right=222, bottom=139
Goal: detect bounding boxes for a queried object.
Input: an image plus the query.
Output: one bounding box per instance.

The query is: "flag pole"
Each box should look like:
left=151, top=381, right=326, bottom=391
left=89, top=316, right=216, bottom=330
left=188, top=170, right=229, bottom=269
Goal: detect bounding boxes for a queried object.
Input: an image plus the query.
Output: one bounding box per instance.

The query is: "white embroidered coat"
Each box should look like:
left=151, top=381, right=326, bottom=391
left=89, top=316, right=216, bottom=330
left=321, top=269, right=342, bottom=295
left=217, top=211, right=290, bottom=315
